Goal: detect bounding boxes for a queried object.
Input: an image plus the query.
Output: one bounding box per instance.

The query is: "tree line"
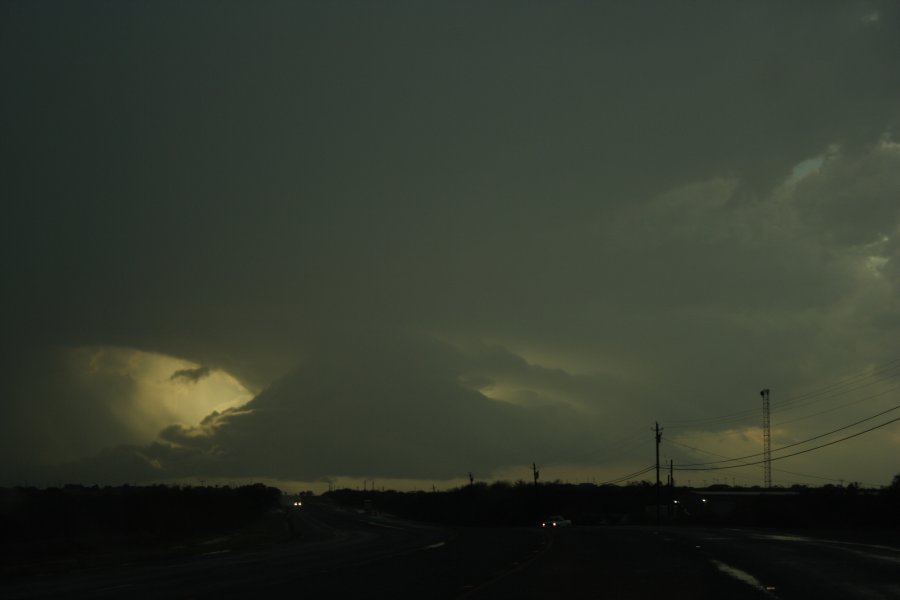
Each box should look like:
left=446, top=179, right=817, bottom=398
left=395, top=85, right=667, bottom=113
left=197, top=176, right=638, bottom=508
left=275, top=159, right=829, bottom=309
left=325, top=476, right=900, bottom=528
left=0, top=483, right=281, bottom=564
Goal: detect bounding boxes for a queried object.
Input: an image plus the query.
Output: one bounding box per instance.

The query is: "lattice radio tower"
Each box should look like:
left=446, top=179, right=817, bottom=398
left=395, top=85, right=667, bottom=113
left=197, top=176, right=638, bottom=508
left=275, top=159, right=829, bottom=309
left=760, top=388, right=771, bottom=488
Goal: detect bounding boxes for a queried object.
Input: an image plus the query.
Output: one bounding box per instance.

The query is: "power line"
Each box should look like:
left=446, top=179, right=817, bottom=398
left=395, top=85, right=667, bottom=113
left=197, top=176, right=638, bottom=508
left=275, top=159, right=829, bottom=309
left=772, top=359, right=900, bottom=413
left=776, top=381, right=900, bottom=426
left=666, top=438, right=848, bottom=484
left=665, top=358, right=900, bottom=430
left=596, top=464, right=656, bottom=486
left=675, top=403, right=900, bottom=467
left=674, top=416, right=900, bottom=472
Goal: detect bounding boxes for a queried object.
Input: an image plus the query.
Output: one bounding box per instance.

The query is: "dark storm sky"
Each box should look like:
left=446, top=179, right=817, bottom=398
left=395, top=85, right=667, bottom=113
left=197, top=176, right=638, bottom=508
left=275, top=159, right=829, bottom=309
left=3, top=1, right=900, bottom=488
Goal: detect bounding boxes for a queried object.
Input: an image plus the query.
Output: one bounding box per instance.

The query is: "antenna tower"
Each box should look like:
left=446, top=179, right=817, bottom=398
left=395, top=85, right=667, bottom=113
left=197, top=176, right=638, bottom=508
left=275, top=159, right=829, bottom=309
left=760, top=388, right=771, bottom=488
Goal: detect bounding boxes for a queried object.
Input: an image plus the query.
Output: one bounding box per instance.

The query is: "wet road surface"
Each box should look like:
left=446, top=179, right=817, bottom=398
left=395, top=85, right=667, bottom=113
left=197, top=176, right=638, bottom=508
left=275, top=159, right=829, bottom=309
left=3, top=501, right=898, bottom=599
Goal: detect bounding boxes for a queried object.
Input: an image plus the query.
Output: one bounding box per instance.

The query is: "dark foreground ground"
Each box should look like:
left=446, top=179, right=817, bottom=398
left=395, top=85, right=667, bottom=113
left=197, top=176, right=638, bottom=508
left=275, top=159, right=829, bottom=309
left=2, top=498, right=898, bottom=599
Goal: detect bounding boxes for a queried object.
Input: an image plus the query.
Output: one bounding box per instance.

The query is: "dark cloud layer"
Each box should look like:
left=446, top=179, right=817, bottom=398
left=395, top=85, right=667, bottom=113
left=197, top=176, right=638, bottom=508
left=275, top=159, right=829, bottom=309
left=3, top=1, right=900, bottom=487
left=48, top=334, right=597, bottom=483
left=170, top=366, right=211, bottom=384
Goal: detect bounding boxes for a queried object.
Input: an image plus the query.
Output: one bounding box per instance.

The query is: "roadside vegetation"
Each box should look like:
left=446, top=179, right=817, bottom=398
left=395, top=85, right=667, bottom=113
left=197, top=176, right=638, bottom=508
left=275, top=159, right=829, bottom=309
left=0, top=483, right=282, bottom=574
left=325, top=476, right=900, bottom=529
left=3, top=475, right=897, bottom=574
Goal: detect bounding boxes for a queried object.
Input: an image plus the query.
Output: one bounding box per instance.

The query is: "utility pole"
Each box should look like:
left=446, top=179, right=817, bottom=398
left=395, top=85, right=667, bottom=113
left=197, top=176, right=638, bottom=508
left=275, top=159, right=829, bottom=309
left=760, top=388, right=771, bottom=488
left=468, top=472, right=474, bottom=486
left=669, top=459, right=675, bottom=517
left=655, top=422, right=663, bottom=527
left=532, top=462, right=540, bottom=487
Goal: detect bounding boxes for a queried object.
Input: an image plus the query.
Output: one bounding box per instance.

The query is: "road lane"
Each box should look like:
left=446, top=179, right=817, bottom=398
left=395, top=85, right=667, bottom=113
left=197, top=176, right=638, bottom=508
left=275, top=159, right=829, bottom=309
left=0, top=499, right=545, bottom=599
left=465, top=526, right=769, bottom=600
left=0, top=499, right=447, bottom=599
left=663, top=527, right=900, bottom=599
left=4, top=502, right=897, bottom=600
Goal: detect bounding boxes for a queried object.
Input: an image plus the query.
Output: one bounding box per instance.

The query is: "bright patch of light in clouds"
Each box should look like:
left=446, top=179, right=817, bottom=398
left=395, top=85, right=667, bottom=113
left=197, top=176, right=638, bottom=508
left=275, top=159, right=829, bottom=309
left=70, top=347, right=252, bottom=442
left=786, top=156, right=825, bottom=185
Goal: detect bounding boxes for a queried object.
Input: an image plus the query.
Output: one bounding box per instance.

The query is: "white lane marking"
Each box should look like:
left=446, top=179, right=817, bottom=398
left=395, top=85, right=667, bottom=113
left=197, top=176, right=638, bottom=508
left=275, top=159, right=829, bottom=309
left=754, top=534, right=900, bottom=564
left=755, top=534, right=812, bottom=543
left=200, top=536, right=230, bottom=545
left=364, top=520, right=403, bottom=530
left=759, top=534, right=898, bottom=552
left=424, top=542, right=446, bottom=550
left=711, top=560, right=777, bottom=597
left=841, top=547, right=900, bottom=565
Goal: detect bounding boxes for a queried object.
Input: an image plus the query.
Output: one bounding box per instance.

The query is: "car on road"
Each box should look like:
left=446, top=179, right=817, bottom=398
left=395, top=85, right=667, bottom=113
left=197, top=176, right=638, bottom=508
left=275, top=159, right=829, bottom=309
left=541, top=515, right=572, bottom=528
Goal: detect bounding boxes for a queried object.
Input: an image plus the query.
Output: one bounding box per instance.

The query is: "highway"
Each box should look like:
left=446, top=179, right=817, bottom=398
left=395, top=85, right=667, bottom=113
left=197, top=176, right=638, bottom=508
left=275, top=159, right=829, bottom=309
left=467, top=525, right=900, bottom=599
left=652, top=527, right=900, bottom=600
left=3, top=499, right=898, bottom=599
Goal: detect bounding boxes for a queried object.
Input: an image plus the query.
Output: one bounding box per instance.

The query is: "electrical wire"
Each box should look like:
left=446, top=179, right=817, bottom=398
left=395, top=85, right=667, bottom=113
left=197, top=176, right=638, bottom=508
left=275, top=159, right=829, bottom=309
left=775, top=381, right=900, bottom=426
left=674, top=416, right=900, bottom=471
left=667, top=438, right=846, bottom=484
left=665, top=358, right=900, bottom=430
left=675, top=403, right=900, bottom=467
left=772, top=359, right=900, bottom=412
left=595, top=464, right=656, bottom=486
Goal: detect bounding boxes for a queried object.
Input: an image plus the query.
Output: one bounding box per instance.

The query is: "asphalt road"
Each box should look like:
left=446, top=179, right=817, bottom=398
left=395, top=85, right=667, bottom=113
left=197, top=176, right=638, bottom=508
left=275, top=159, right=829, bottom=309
left=468, top=525, right=900, bottom=599
left=655, top=527, right=900, bottom=600
left=3, top=501, right=898, bottom=599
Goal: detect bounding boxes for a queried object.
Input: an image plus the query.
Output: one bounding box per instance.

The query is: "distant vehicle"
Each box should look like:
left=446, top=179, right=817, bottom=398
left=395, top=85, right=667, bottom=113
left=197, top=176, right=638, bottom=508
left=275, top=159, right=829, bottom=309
left=292, top=500, right=303, bottom=508
left=541, top=515, right=572, bottom=528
